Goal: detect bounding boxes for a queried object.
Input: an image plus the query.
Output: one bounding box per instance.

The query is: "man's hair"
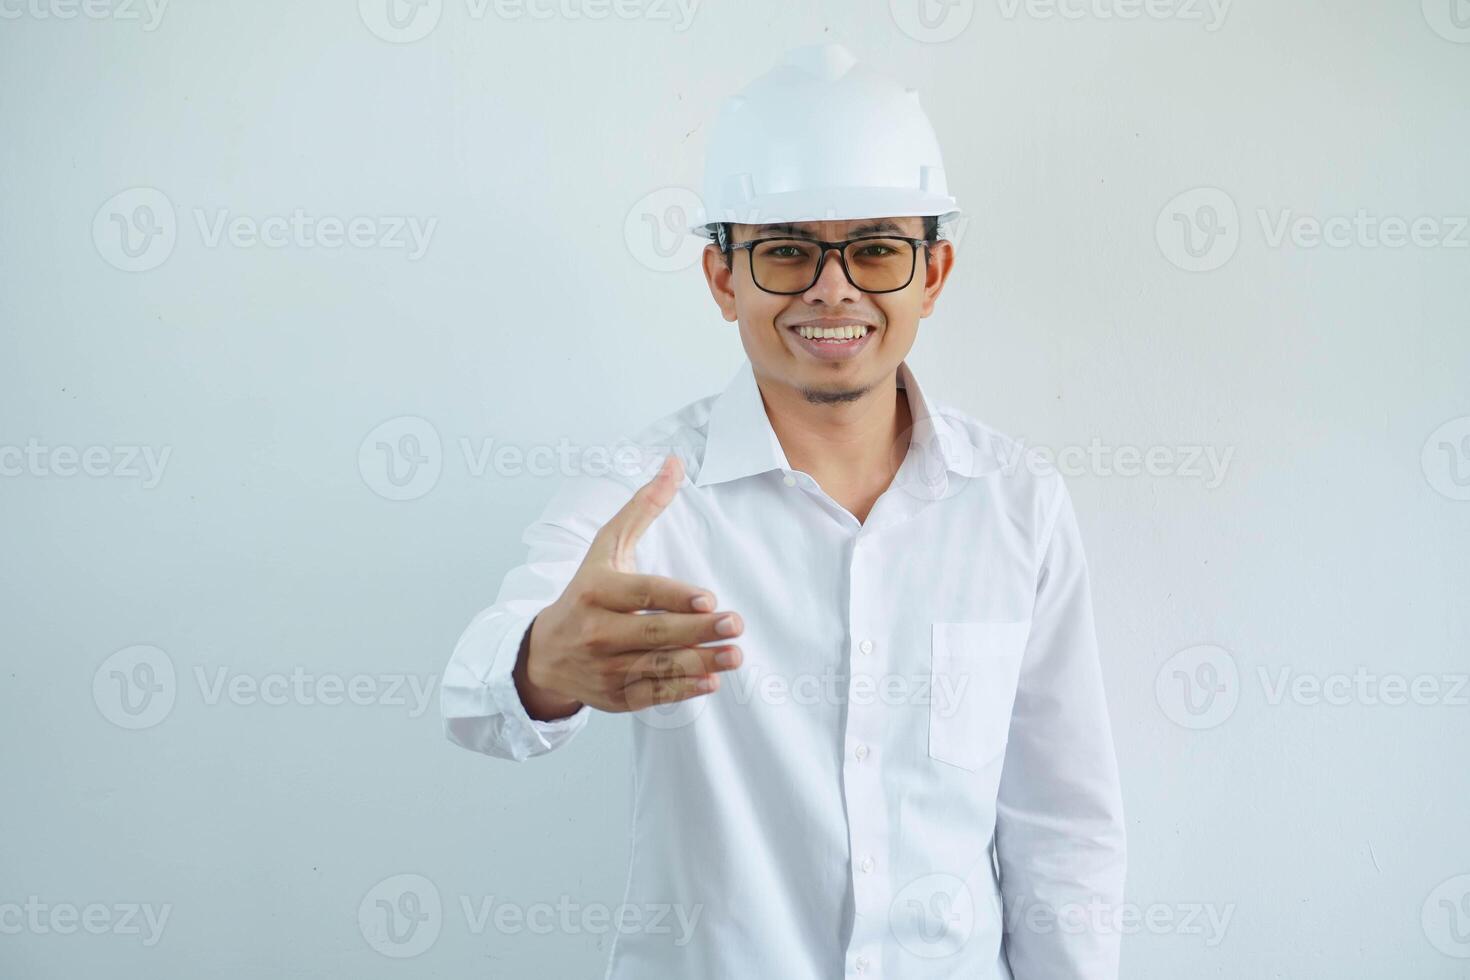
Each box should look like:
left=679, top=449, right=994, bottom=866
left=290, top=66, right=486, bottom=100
left=717, top=215, right=941, bottom=269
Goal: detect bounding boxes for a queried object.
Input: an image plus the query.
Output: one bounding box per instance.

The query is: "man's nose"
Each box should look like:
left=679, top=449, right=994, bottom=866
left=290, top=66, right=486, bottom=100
left=801, top=247, right=861, bottom=303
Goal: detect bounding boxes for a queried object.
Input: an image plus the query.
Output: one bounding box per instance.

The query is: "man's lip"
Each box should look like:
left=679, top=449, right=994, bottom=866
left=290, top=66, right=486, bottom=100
left=786, top=320, right=876, bottom=329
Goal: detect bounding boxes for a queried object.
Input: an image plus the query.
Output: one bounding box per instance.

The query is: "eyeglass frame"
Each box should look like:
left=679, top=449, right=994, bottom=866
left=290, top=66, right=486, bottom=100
left=721, top=233, right=934, bottom=295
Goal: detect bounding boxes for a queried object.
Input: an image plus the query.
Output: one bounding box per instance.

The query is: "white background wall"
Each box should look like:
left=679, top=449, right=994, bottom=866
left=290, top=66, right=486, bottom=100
left=2, top=1, right=1467, bottom=977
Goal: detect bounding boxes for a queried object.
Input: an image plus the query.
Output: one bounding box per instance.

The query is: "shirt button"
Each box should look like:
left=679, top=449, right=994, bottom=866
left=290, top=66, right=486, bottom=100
left=861, top=855, right=875, bottom=874
left=854, top=743, right=869, bottom=761
left=782, top=474, right=797, bottom=487
left=855, top=954, right=870, bottom=972
left=859, top=639, right=874, bottom=655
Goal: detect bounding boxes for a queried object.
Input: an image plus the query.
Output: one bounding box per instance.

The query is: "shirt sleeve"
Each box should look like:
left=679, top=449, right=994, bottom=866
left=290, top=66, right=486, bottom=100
left=439, top=467, right=642, bottom=762
left=995, top=474, right=1128, bottom=979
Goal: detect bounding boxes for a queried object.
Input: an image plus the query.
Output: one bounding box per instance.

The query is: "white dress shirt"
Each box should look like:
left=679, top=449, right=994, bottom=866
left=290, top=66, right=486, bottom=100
left=441, top=356, right=1127, bottom=979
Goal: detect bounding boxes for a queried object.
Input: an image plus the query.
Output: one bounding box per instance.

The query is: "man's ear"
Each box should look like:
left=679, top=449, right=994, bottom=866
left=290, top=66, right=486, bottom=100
left=918, top=239, right=955, bottom=319
left=702, top=243, right=739, bottom=323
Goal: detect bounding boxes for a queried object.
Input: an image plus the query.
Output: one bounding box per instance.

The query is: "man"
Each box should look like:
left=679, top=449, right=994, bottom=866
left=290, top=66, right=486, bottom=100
left=441, top=42, right=1126, bottom=979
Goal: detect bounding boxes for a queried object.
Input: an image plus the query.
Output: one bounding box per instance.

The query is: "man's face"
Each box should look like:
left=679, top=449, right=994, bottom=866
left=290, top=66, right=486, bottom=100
left=702, top=216, right=954, bottom=405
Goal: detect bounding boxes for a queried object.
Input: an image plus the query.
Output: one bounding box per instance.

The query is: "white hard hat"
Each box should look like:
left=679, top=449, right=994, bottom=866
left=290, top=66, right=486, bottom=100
left=689, top=42, right=961, bottom=242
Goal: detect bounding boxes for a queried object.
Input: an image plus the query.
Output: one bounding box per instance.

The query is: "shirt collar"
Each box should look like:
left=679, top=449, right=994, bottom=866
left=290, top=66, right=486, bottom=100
left=692, top=357, right=995, bottom=493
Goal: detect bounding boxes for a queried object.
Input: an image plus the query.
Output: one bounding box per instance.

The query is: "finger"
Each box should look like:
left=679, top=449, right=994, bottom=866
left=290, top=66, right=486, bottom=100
left=621, top=672, right=719, bottom=712
left=603, top=609, right=743, bottom=653
left=620, top=644, right=742, bottom=683
left=589, top=572, right=716, bottom=614
left=585, top=454, right=683, bottom=572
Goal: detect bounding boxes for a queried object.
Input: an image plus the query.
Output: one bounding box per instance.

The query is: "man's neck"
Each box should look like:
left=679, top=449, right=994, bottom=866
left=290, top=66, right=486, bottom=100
left=756, top=368, right=913, bottom=511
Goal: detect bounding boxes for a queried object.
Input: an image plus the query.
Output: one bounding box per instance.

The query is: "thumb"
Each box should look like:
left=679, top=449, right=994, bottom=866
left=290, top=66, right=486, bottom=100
left=587, top=453, right=684, bottom=573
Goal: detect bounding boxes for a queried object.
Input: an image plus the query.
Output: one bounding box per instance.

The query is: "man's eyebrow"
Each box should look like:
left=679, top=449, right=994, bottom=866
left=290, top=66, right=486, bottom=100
left=749, top=220, right=912, bottom=240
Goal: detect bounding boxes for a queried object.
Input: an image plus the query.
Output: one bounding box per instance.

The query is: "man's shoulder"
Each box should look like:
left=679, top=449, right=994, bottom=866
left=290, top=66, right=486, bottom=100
left=924, top=396, right=1073, bottom=536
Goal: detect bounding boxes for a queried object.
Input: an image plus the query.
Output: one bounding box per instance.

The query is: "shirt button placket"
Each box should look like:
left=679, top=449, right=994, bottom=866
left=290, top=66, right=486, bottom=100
left=845, top=537, right=890, bottom=971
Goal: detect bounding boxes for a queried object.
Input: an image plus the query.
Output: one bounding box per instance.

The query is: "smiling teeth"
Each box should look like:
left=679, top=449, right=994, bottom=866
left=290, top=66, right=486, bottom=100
left=797, top=325, right=871, bottom=340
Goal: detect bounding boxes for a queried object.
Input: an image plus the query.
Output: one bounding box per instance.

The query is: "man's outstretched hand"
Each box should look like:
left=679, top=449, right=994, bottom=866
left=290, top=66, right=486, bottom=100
left=513, top=454, right=744, bottom=720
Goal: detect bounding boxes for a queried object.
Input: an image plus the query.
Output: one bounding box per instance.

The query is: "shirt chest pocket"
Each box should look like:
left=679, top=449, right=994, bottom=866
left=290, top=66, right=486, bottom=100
left=928, top=620, right=1032, bottom=772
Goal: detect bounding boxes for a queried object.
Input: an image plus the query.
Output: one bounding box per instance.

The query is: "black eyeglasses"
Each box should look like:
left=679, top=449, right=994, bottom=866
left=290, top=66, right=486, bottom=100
left=725, top=235, right=930, bottom=295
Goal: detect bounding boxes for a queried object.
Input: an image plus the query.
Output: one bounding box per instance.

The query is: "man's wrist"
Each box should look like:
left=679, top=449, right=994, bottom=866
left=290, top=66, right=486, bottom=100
left=513, top=615, right=584, bottom=722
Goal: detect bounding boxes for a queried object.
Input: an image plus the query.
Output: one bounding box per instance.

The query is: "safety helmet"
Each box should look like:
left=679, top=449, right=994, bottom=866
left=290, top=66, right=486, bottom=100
left=689, top=42, right=961, bottom=244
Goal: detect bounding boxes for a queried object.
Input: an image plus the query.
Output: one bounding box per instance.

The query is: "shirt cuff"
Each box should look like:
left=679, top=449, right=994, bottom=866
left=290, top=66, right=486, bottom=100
left=483, top=613, right=593, bottom=759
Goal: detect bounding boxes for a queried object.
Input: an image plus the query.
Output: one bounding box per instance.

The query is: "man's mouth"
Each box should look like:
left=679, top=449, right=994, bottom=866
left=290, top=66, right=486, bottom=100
left=784, top=321, right=877, bottom=360
left=788, top=323, right=875, bottom=343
